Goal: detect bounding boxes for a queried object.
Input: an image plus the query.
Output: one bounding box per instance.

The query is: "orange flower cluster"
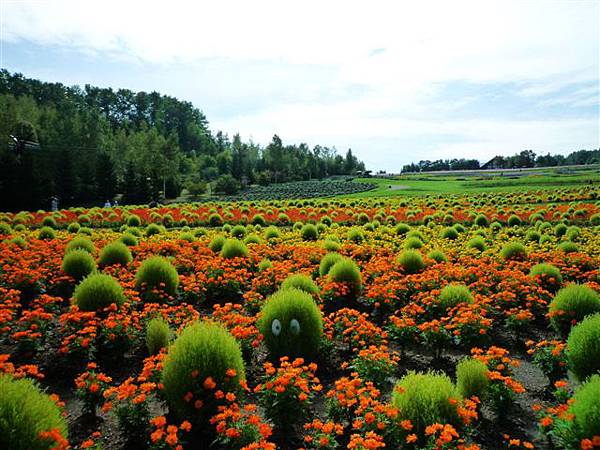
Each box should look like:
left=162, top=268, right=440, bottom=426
left=302, top=419, right=344, bottom=450
left=149, top=415, right=192, bottom=450
left=0, top=353, right=44, bottom=380
left=210, top=402, right=273, bottom=449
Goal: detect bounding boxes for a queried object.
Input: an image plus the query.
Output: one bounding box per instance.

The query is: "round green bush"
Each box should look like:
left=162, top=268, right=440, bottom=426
left=328, top=258, right=362, bottom=292
left=9, top=236, right=26, bottom=248
left=474, top=214, right=489, bottom=227
left=258, top=288, right=323, bottom=360
left=404, top=237, right=423, bottom=249
left=208, top=235, right=226, bottom=253
left=549, top=284, right=600, bottom=334
left=555, top=223, right=568, bottom=237
left=127, top=215, right=142, bottom=227
left=66, top=237, right=95, bottom=254
left=507, top=214, right=522, bottom=227
left=428, top=249, right=448, bottom=263
left=567, top=314, right=600, bottom=382
left=395, top=223, right=411, bottom=235
left=98, top=241, right=133, bottom=267
left=231, top=225, right=246, bottom=238
left=220, top=239, right=249, bottom=259
left=146, top=317, right=171, bottom=355
left=567, top=375, right=600, bottom=442
left=525, top=230, right=541, bottom=243
left=135, top=256, right=180, bottom=297
left=529, top=263, right=562, bottom=292
left=500, top=242, right=527, bottom=261
left=456, top=358, right=489, bottom=398
left=406, top=230, right=425, bottom=242
left=251, top=214, right=266, bottom=226
left=180, top=232, right=195, bottom=243
left=441, top=227, right=459, bottom=240
left=74, top=273, right=125, bottom=311
left=558, top=241, right=579, bottom=253
left=37, top=227, right=55, bottom=240
left=243, top=234, right=261, bottom=245
left=119, top=232, right=138, bottom=246
left=438, top=284, right=474, bottom=311
left=265, top=227, right=280, bottom=240
left=0, top=375, right=68, bottom=450
left=391, top=371, right=461, bottom=435
left=319, top=253, right=343, bottom=277
left=347, top=228, right=364, bottom=243
left=300, top=223, right=318, bottom=241
left=466, top=236, right=486, bottom=252
left=209, top=213, right=223, bottom=226
left=397, top=249, right=425, bottom=274
left=258, top=259, right=272, bottom=271
left=42, top=216, right=57, bottom=228
left=161, top=321, right=245, bottom=421
left=62, top=249, right=96, bottom=280
left=281, top=274, right=319, bottom=296
left=67, top=222, right=80, bottom=233
left=146, top=223, right=162, bottom=237
left=322, top=239, right=341, bottom=252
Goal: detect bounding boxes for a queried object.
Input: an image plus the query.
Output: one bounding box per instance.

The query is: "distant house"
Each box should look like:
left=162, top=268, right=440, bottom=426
left=481, top=156, right=505, bottom=170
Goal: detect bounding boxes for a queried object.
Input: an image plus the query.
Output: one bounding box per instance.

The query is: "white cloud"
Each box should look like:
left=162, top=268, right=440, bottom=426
left=1, top=0, right=599, bottom=170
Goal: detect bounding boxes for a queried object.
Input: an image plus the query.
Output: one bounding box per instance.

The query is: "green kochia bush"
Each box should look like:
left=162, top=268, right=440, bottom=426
left=549, top=284, right=600, bottom=334
left=281, top=274, right=320, bottom=296
left=428, top=249, right=448, bottom=263
left=208, top=235, right=226, bottom=252
left=146, top=317, right=171, bottom=355
left=220, top=239, right=249, bottom=258
left=0, top=375, right=68, bottom=450
left=37, top=227, right=55, bottom=240
left=456, top=358, right=489, bottom=399
left=120, top=232, right=138, bottom=246
left=566, top=375, right=600, bottom=443
left=74, top=273, right=125, bottom=311
left=441, top=227, right=459, bottom=240
left=397, top=249, right=425, bottom=274
left=161, top=322, right=245, bottom=422
left=438, top=284, right=474, bottom=311
left=319, top=252, right=343, bottom=277
left=404, top=237, right=424, bottom=249
left=62, top=249, right=96, bottom=280
left=98, top=241, right=133, bottom=267
left=328, top=258, right=362, bottom=293
left=567, top=314, right=600, bottom=382
left=135, top=256, right=180, bottom=297
left=347, top=228, right=364, bottom=243
left=557, top=241, right=578, bottom=253
left=466, top=236, right=486, bottom=251
left=300, top=223, right=319, bottom=241
left=391, top=371, right=461, bottom=436
left=258, top=288, right=323, bottom=360
left=66, top=236, right=95, bottom=254
left=500, top=242, right=527, bottom=261
left=529, top=263, right=562, bottom=292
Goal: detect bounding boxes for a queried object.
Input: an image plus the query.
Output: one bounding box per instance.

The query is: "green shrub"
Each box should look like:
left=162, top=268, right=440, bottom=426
left=257, top=288, right=323, bottom=360
left=265, top=227, right=280, bottom=240
left=37, top=227, right=55, bottom=240
left=438, top=284, right=474, bottom=311
left=65, top=237, right=95, bottom=254
left=193, top=227, right=207, bottom=237
left=406, top=230, right=425, bottom=242
left=474, top=214, right=489, bottom=227
left=441, top=227, right=459, bottom=240
left=9, top=236, right=26, bottom=248
left=456, top=358, right=489, bottom=398
left=567, top=314, right=600, bottom=381
left=507, top=214, right=521, bottom=227
left=500, top=242, right=527, bottom=261
left=146, top=223, right=162, bottom=237
left=67, top=222, right=80, bottom=233
left=135, top=256, right=180, bottom=297
left=558, top=241, right=578, bottom=253
left=529, top=263, right=562, bottom=292
left=0, top=375, right=68, bottom=450
left=209, top=213, right=223, bottom=226
left=62, top=249, right=96, bottom=280
left=243, top=234, right=261, bottom=245
left=180, top=232, right=195, bottom=243
left=322, top=239, right=341, bottom=252
left=466, top=236, right=486, bottom=251
left=347, top=228, right=364, bottom=243
left=328, top=258, right=362, bottom=292
left=395, top=223, right=411, bottom=235
left=127, top=215, right=142, bottom=227
left=231, top=225, right=246, bottom=238
left=300, top=224, right=318, bottom=241
left=220, top=239, right=249, bottom=259
left=208, top=235, right=226, bottom=253
left=566, top=375, right=600, bottom=442
left=555, top=223, right=568, bottom=237
left=549, top=284, right=600, bottom=334
left=120, top=232, right=138, bottom=246
left=404, top=237, right=423, bottom=249
left=251, top=214, right=266, bottom=226
left=258, top=259, right=272, bottom=271
left=391, top=371, right=460, bottom=435
left=74, top=273, right=125, bottom=311
left=397, top=249, right=425, bottom=274
left=428, top=249, right=448, bottom=263
left=42, top=216, right=57, bottom=228
left=161, top=322, right=245, bottom=421
left=98, top=241, right=133, bottom=267
left=146, top=317, right=171, bottom=355
left=525, top=230, right=541, bottom=243
left=319, top=253, right=343, bottom=277
left=281, top=274, right=319, bottom=296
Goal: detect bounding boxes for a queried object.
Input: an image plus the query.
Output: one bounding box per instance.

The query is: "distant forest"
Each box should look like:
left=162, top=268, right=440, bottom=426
left=402, top=149, right=600, bottom=173
left=0, top=70, right=364, bottom=211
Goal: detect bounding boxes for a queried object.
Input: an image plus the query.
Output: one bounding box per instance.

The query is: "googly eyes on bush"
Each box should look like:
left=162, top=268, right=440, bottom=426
left=271, top=319, right=282, bottom=336
left=290, top=318, right=300, bottom=335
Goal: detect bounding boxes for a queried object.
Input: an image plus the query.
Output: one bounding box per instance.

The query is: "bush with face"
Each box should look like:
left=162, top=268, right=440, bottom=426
left=258, top=288, right=323, bottom=361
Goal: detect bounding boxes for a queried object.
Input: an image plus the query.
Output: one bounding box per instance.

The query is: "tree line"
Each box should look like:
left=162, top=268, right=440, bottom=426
left=0, top=70, right=364, bottom=211
left=402, top=149, right=600, bottom=173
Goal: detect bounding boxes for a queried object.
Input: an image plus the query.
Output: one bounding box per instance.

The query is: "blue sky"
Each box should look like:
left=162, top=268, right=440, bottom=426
left=1, top=0, right=598, bottom=172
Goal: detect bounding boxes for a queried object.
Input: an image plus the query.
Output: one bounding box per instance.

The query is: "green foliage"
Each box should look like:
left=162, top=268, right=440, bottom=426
left=208, top=235, right=226, bottom=252
left=347, top=227, right=364, bottom=243
left=438, top=284, right=474, bottom=310
left=67, top=222, right=80, bottom=233
left=135, top=256, right=180, bottom=297
left=251, top=214, right=266, bottom=226
left=567, top=314, right=600, bottom=381
left=231, top=225, right=246, bottom=238
left=145, top=223, right=162, bottom=236
left=209, top=213, right=223, bottom=227
left=322, top=239, right=341, bottom=252
left=467, top=236, right=486, bottom=251
left=397, top=249, right=425, bottom=274
left=441, top=226, right=459, bottom=240
left=243, top=233, right=261, bottom=245
left=264, top=226, right=280, bottom=240
left=119, top=232, right=138, bottom=246
left=37, top=227, right=55, bottom=240
left=474, top=214, right=489, bottom=227
left=300, top=223, right=319, bottom=241
left=549, top=284, right=600, bottom=334
left=66, top=236, right=95, bottom=254
left=529, top=263, right=562, bottom=291
left=567, top=375, right=600, bottom=441
left=220, top=239, right=249, bottom=259
left=319, top=252, right=343, bottom=277
left=500, top=241, right=527, bottom=261
left=42, top=216, right=57, bottom=228
left=395, top=223, right=411, bottom=235
left=456, top=358, right=489, bottom=398
left=257, top=288, right=323, bottom=360
left=74, top=273, right=125, bottom=311
left=0, top=375, right=68, bottom=450
left=555, top=223, right=567, bottom=237
left=557, top=241, right=578, bottom=253
left=258, top=259, right=272, bottom=271
left=127, top=215, right=142, bottom=227
left=428, top=249, right=448, bottom=263
left=328, top=258, right=362, bottom=292
left=62, top=249, right=96, bottom=280
left=146, top=317, right=171, bottom=355
left=98, top=241, right=132, bottom=267
left=391, top=371, right=461, bottom=435
left=507, top=214, right=522, bottom=227
left=161, top=321, right=245, bottom=420
left=281, top=274, right=319, bottom=296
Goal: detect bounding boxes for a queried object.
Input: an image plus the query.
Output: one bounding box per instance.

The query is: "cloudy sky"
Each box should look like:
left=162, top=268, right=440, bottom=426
left=1, top=0, right=598, bottom=171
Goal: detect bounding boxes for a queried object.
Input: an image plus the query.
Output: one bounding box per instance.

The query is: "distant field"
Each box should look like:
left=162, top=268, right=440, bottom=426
left=345, top=166, right=600, bottom=198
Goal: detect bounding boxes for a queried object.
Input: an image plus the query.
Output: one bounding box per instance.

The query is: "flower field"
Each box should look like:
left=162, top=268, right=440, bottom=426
left=1, top=186, right=600, bottom=450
